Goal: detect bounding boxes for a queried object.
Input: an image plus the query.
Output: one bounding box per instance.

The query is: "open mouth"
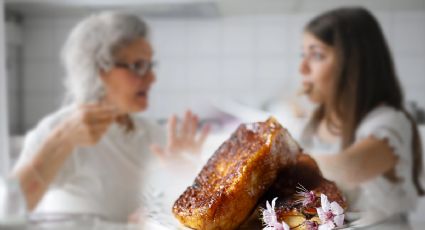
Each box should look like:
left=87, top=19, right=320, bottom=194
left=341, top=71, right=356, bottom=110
left=136, top=90, right=147, bottom=98
left=298, top=84, right=313, bottom=95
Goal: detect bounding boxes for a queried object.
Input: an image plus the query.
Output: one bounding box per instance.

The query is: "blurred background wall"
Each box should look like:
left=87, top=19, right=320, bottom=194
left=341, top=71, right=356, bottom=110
left=4, top=0, right=425, bottom=134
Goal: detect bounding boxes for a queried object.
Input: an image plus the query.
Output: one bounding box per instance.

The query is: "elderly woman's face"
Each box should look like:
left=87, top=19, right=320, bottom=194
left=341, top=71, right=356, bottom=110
left=299, top=32, right=337, bottom=104
left=101, top=37, right=155, bottom=113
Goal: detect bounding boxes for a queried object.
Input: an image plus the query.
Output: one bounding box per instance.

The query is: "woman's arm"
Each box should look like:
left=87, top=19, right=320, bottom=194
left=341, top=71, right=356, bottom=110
left=12, top=104, right=117, bottom=210
left=12, top=125, right=75, bottom=210
left=310, top=137, right=398, bottom=189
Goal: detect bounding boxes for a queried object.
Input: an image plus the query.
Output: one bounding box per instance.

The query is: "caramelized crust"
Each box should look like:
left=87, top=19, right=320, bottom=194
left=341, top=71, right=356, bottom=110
left=173, top=118, right=299, bottom=230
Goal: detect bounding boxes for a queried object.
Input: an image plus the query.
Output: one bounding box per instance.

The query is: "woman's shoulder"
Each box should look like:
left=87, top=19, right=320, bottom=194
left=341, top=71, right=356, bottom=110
left=14, top=105, right=76, bottom=172
left=21, top=105, right=75, bottom=150
left=360, top=105, right=410, bottom=128
left=355, top=105, right=412, bottom=144
left=32, top=105, right=76, bottom=134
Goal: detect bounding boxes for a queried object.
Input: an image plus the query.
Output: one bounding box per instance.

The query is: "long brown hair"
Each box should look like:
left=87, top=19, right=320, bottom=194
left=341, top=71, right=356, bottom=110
left=303, top=7, right=424, bottom=195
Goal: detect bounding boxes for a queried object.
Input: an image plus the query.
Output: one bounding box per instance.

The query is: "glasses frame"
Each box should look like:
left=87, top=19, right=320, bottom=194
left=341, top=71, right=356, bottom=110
left=114, top=59, right=156, bottom=77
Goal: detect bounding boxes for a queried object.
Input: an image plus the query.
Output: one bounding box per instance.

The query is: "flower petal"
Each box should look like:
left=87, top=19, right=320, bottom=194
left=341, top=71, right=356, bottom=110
left=272, top=197, right=278, bottom=210
left=275, top=222, right=283, bottom=230
left=334, top=214, right=345, bottom=227
left=326, top=220, right=335, bottom=229
left=263, top=198, right=280, bottom=227
left=266, top=200, right=272, bottom=212
left=321, top=194, right=330, bottom=211
left=282, top=221, right=290, bottom=230
left=262, top=210, right=272, bottom=225
left=318, top=224, right=331, bottom=230
left=317, top=207, right=326, bottom=223
left=330, top=201, right=344, bottom=216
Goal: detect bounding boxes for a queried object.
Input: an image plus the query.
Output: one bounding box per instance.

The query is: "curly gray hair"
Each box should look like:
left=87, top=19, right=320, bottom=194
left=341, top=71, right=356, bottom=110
left=61, top=11, right=149, bottom=104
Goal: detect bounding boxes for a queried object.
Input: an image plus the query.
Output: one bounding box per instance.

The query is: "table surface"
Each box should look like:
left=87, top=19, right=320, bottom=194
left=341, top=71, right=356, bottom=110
left=2, top=218, right=414, bottom=230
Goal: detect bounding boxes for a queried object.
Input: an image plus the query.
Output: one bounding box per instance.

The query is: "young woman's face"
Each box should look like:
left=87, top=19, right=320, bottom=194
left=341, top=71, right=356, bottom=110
left=100, top=37, right=156, bottom=114
left=299, top=32, right=338, bottom=104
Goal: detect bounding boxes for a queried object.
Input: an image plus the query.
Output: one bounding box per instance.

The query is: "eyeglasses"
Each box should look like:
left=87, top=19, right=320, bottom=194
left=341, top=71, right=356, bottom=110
left=114, top=59, right=156, bottom=77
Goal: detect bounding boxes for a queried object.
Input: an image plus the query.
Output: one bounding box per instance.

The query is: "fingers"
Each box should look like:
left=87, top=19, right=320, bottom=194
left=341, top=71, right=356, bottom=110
left=83, top=117, right=114, bottom=143
left=167, top=114, right=177, bottom=147
left=180, top=110, right=192, bottom=141
left=171, top=110, right=198, bottom=149
left=163, top=110, right=211, bottom=155
left=76, top=103, right=117, bottom=145
left=187, top=113, right=198, bottom=142
left=92, top=122, right=111, bottom=134
left=89, top=106, right=118, bottom=119
left=89, top=114, right=116, bottom=125
left=181, top=110, right=198, bottom=143
left=82, top=102, right=117, bottom=113
left=196, top=123, right=211, bottom=147
left=80, top=103, right=118, bottom=126
left=87, top=130, right=106, bottom=143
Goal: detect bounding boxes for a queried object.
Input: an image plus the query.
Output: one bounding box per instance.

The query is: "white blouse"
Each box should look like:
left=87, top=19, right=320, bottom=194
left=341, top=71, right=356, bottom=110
left=301, top=105, right=420, bottom=223
left=12, top=105, right=166, bottom=222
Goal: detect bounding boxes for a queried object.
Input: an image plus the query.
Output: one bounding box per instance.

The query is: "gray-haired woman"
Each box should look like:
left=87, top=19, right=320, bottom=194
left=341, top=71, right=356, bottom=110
left=11, top=12, right=209, bottom=222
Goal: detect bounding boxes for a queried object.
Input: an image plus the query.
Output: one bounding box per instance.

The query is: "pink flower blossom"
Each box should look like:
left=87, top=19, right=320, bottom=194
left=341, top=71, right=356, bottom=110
left=262, top=198, right=290, bottom=230
left=305, top=220, right=319, bottom=230
left=316, top=194, right=344, bottom=230
left=295, top=184, right=317, bottom=207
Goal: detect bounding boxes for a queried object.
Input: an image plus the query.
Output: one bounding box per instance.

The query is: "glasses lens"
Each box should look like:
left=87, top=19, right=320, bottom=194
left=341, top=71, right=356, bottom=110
left=135, top=61, right=149, bottom=76
left=115, top=60, right=155, bottom=76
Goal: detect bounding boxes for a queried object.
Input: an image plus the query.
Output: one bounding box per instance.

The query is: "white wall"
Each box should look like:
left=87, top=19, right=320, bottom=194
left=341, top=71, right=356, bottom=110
left=17, top=9, right=425, bottom=131
left=0, top=0, right=10, bottom=175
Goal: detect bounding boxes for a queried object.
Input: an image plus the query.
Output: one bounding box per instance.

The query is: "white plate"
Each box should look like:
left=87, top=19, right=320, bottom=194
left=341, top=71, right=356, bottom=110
left=139, top=187, right=369, bottom=230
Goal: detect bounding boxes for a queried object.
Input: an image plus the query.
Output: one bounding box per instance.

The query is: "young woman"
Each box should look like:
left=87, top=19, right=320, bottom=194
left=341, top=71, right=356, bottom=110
left=298, top=7, right=423, bottom=224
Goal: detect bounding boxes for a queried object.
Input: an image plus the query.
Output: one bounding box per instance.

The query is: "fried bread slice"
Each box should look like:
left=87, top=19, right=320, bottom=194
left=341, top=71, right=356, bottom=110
left=173, top=118, right=300, bottom=230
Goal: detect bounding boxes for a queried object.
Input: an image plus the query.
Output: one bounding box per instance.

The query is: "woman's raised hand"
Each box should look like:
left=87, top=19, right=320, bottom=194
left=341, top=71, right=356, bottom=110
left=150, top=110, right=210, bottom=158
